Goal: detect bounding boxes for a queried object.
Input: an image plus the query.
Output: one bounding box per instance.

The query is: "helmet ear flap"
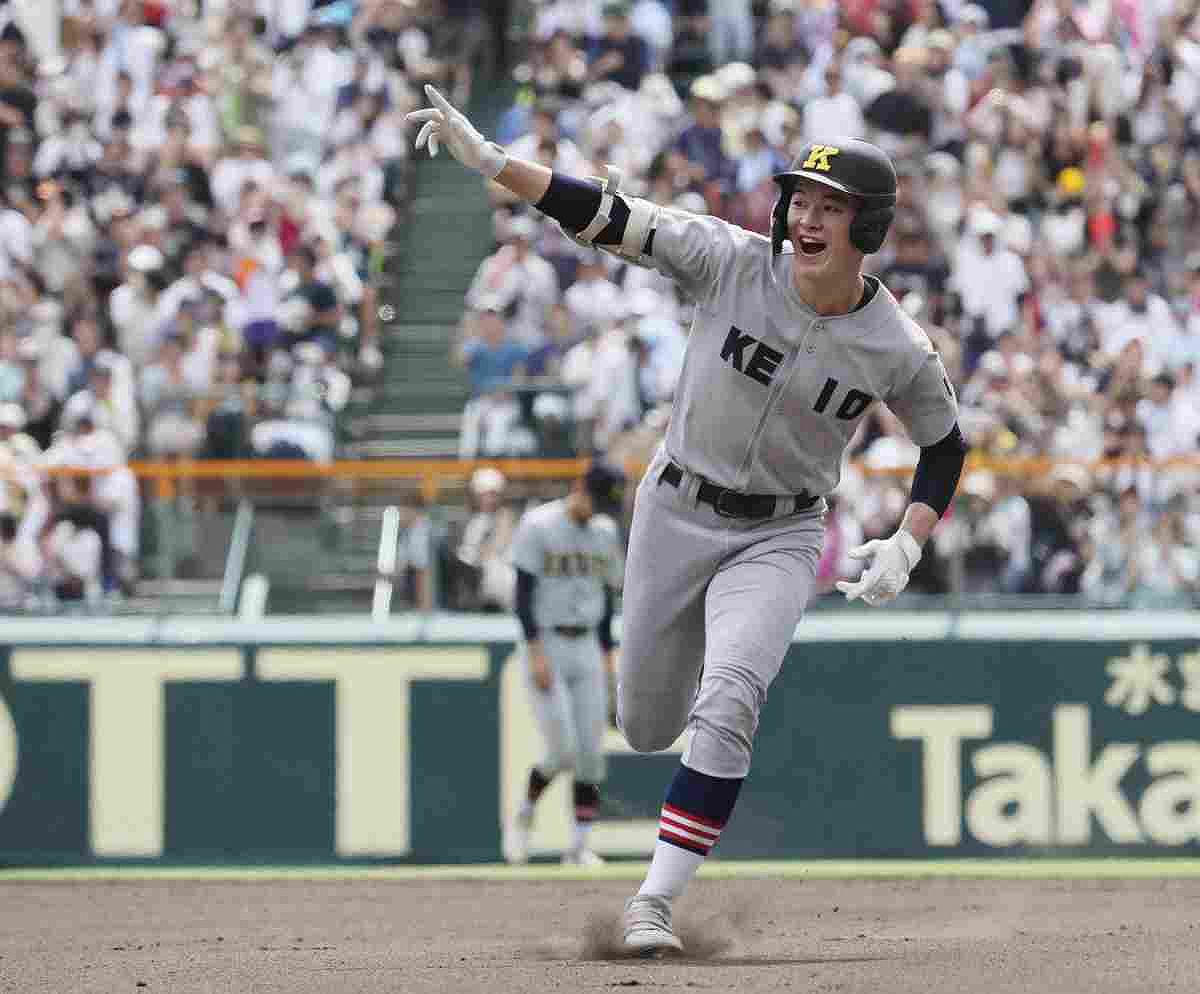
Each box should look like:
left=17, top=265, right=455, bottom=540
left=849, top=205, right=894, bottom=254
left=771, top=178, right=794, bottom=256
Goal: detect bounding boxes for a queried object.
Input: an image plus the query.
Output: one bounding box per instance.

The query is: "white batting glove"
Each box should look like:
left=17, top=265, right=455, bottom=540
left=835, top=531, right=922, bottom=607
left=404, top=84, right=508, bottom=180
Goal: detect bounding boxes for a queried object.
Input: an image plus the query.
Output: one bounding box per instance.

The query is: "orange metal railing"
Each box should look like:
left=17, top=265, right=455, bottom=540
left=37, top=453, right=1200, bottom=502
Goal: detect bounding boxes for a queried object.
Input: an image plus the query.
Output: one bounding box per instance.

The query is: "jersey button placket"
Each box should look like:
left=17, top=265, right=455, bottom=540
left=808, top=321, right=824, bottom=353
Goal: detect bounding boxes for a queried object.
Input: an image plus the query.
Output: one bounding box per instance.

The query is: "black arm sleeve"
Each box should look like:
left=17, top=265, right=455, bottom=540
left=515, top=568, right=540, bottom=642
left=910, top=423, right=968, bottom=518
left=534, top=172, right=634, bottom=248
left=597, top=586, right=615, bottom=652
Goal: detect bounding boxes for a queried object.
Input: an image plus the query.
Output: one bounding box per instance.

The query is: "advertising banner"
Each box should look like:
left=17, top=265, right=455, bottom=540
left=0, top=613, right=1197, bottom=864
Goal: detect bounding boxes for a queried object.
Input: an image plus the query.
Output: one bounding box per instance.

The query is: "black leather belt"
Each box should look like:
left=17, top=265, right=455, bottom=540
left=659, top=462, right=819, bottom=519
left=553, top=625, right=592, bottom=637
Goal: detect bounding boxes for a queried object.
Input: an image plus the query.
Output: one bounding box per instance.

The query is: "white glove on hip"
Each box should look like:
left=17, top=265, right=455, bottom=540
left=835, top=530, right=922, bottom=607
left=404, top=84, right=508, bottom=180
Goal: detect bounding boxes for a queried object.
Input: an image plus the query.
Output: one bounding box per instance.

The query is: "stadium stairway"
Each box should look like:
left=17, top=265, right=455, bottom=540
left=341, top=83, right=515, bottom=460
left=266, top=83, right=516, bottom=613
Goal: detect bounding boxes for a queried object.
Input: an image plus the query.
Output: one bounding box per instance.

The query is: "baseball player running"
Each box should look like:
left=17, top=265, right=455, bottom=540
left=503, top=460, right=626, bottom=867
left=408, top=87, right=967, bottom=954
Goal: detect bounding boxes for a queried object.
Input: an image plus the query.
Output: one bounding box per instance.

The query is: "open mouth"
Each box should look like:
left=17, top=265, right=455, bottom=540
left=797, top=237, right=827, bottom=256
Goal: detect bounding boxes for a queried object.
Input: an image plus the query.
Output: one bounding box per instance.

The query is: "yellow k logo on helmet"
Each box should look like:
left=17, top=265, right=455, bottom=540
left=801, top=145, right=840, bottom=172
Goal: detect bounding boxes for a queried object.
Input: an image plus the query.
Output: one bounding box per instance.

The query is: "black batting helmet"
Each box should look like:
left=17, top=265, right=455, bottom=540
left=583, top=459, right=626, bottom=518
left=771, top=138, right=897, bottom=256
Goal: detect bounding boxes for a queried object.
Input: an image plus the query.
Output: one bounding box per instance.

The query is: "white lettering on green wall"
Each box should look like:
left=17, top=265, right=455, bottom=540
left=9, top=649, right=242, bottom=857
left=894, top=704, right=1200, bottom=846
left=0, top=689, right=16, bottom=813
left=257, top=647, right=488, bottom=857
left=890, top=706, right=992, bottom=845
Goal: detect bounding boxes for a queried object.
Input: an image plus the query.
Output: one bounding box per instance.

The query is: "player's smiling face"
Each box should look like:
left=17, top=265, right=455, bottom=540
left=786, top=179, right=858, bottom=272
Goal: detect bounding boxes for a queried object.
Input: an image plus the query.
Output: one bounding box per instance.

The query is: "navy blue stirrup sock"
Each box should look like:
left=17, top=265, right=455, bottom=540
left=657, top=764, right=743, bottom=856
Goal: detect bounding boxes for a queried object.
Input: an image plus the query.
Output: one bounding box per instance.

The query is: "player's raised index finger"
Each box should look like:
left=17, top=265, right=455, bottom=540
left=425, top=84, right=455, bottom=115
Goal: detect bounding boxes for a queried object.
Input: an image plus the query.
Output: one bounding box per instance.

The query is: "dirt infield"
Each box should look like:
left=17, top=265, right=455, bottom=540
left=2, top=875, right=1197, bottom=993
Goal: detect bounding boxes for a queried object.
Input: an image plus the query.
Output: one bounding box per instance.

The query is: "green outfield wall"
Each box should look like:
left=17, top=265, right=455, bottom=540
left=1, top=612, right=1199, bottom=865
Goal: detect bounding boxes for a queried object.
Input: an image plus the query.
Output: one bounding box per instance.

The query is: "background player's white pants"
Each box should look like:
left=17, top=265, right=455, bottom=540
left=617, top=446, right=825, bottom=779
left=521, top=631, right=608, bottom=785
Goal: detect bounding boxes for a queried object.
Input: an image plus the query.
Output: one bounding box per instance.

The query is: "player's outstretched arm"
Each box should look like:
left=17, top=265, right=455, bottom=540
left=405, top=84, right=662, bottom=267
left=405, top=84, right=552, bottom=203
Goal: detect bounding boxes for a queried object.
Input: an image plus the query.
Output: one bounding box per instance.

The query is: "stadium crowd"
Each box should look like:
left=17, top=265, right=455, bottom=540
left=441, top=0, right=1200, bottom=608
left=0, top=0, right=497, bottom=606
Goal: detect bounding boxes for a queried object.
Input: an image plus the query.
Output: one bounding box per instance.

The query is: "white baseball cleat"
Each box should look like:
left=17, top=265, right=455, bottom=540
left=561, top=848, right=605, bottom=867
left=623, top=894, right=683, bottom=955
left=501, top=810, right=533, bottom=865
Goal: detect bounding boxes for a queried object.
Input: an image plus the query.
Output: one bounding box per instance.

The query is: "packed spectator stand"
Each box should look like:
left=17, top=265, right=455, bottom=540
left=0, top=0, right=493, bottom=608
left=441, top=0, right=1200, bottom=610
left=0, top=0, right=1197, bottom=614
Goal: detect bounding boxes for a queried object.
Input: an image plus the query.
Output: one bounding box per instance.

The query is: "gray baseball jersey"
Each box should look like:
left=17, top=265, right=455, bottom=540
left=615, top=213, right=960, bottom=782
left=509, top=499, right=623, bottom=629
left=511, top=498, right=623, bottom=787
left=650, top=215, right=958, bottom=495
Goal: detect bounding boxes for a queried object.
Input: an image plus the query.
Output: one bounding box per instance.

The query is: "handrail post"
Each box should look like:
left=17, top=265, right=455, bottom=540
left=219, top=500, right=255, bottom=614
left=372, top=505, right=401, bottom=622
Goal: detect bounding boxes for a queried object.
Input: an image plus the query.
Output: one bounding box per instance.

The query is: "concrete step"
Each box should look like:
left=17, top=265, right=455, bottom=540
left=342, top=437, right=459, bottom=458
left=351, top=413, right=463, bottom=433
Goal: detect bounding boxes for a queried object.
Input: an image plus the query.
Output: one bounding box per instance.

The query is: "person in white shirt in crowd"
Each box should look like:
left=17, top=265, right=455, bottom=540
left=0, top=451, right=49, bottom=608
left=506, top=103, right=590, bottom=177
left=801, top=60, right=866, bottom=146
left=135, top=61, right=222, bottom=161
left=839, top=35, right=895, bottom=112
left=532, top=0, right=604, bottom=43
left=290, top=341, right=352, bottom=422
left=210, top=125, right=277, bottom=218
left=623, top=286, right=684, bottom=407
left=1081, top=485, right=1145, bottom=606
left=153, top=240, right=238, bottom=341
left=708, top=0, right=754, bottom=68
left=250, top=342, right=350, bottom=463
left=464, top=213, right=560, bottom=349
left=38, top=517, right=104, bottom=605
left=30, top=179, right=98, bottom=298
left=948, top=207, right=1030, bottom=369
left=0, top=188, right=34, bottom=277
left=1130, top=508, right=1200, bottom=608
left=138, top=329, right=205, bottom=458
left=316, top=136, right=387, bottom=205
left=69, top=423, right=140, bottom=592
left=922, top=29, right=970, bottom=154
left=94, top=0, right=165, bottom=122
left=630, top=0, right=672, bottom=69
left=1094, top=268, right=1178, bottom=377
left=732, top=122, right=787, bottom=197
left=61, top=351, right=139, bottom=456
left=109, top=242, right=168, bottom=367
left=562, top=250, right=622, bottom=338
left=455, top=466, right=519, bottom=612
left=33, top=98, right=103, bottom=179
left=574, top=308, right=641, bottom=454
left=228, top=207, right=287, bottom=367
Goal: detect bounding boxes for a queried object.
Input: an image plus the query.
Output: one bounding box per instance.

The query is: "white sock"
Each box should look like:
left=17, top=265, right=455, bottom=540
left=571, top=819, right=593, bottom=854
left=637, top=799, right=726, bottom=899
left=638, top=838, right=705, bottom=900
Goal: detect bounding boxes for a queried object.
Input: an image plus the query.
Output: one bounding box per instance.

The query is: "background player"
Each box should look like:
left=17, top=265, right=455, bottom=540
left=503, top=460, right=626, bottom=867
left=407, top=88, right=967, bottom=953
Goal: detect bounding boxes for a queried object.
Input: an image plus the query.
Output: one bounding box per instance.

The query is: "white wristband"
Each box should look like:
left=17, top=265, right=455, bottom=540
left=478, top=141, right=508, bottom=180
